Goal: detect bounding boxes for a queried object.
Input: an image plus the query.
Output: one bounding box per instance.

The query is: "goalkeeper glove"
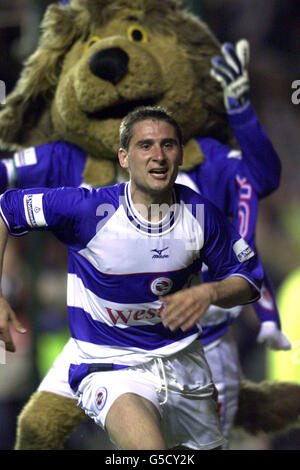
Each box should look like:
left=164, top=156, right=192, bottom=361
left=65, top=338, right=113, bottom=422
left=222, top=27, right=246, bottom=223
left=257, top=321, right=291, bottom=351
left=211, top=39, right=250, bottom=112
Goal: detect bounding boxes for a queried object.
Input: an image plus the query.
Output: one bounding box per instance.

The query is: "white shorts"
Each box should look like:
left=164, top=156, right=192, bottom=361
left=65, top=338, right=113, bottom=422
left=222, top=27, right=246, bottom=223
left=38, top=338, right=78, bottom=399
left=39, top=338, right=224, bottom=450
left=204, top=329, right=242, bottom=442
left=77, top=340, right=225, bottom=450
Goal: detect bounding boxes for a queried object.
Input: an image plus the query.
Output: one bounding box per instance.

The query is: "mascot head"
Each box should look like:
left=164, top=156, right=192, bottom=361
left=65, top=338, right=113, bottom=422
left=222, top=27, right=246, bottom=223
left=0, top=0, right=229, bottom=185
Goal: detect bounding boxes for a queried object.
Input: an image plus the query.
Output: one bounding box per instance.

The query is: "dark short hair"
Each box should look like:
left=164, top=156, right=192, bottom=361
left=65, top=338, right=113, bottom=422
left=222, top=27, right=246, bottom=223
left=119, top=105, right=183, bottom=151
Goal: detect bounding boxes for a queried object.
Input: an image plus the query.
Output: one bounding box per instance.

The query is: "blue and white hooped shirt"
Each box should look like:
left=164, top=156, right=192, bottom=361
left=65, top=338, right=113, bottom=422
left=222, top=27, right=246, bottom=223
left=0, top=182, right=263, bottom=391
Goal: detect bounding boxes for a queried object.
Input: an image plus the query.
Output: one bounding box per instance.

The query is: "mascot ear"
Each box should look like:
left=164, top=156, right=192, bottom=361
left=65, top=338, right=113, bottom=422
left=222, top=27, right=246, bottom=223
left=0, top=3, right=87, bottom=148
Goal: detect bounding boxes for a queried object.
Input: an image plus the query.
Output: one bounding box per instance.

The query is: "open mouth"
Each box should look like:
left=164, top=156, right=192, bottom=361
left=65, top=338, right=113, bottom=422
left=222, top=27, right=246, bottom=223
left=149, top=168, right=169, bottom=180
left=149, top=168, right=168, bottom=174
left=86, top=97, right=159, bottom=120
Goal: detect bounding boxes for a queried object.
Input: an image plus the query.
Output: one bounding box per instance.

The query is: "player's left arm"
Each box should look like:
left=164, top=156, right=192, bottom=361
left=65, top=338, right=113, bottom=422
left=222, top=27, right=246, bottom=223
left=211, top=39, right=281, bottom=198
left=160, top=199, right=263, bottom=332
left=160, top=275, right=254, bottom=333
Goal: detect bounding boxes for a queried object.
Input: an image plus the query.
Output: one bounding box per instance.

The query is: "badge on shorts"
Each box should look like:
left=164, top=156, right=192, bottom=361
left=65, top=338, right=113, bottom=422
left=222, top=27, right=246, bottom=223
left=95, top=387, right=107, bottom=411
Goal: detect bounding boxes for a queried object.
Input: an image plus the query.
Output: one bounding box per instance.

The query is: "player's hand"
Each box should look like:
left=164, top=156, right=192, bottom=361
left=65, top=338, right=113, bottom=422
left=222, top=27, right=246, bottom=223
left=159, top=284, right=213, bottom=332
left=210, top=39, right=250, bottom=112
left=0, top=295, right=26, bottom=352
left=256, top=321, right=291, bottom=351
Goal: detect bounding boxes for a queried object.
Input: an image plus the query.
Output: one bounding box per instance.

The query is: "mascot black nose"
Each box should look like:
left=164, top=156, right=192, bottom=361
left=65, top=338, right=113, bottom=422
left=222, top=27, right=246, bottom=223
left=89, top=48, right=129, bottom=84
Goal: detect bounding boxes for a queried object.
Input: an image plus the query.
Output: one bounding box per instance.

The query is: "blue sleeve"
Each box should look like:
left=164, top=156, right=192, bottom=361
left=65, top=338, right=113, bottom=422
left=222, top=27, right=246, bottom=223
left=187, top=142, right=281, bottom=325
left=227, top=167, right=281, bottom=327
left=228, top=103, right=281, bottom=198
left=201, top=198, right=263, bottom=301
left=11, top=142, right=86, bottom=189
left=0, top=187, right=96, bottom=249
left=252, top=265, right=282, bottom=329
left=190, top=139, right=259, bottom=248
left=227, top=162, right=258, bottom=249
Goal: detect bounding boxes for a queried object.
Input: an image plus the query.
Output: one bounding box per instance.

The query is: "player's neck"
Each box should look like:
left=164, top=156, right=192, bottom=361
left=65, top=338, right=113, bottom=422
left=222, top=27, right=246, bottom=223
left=130, top=185, right=173, bottom=223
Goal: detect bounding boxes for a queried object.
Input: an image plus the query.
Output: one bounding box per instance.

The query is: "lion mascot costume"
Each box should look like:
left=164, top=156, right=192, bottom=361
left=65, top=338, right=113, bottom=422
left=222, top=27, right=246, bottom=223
left=0, top=0, right=299, bottom=450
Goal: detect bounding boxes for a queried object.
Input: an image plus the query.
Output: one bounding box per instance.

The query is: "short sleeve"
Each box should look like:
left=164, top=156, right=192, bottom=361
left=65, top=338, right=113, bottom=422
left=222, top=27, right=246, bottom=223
left=0, top=187, right=93, bottom=248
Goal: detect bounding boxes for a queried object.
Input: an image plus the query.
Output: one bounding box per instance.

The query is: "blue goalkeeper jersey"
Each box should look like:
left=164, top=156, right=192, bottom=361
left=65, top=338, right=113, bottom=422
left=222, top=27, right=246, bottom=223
left=0, top=183, right=263, bottom=391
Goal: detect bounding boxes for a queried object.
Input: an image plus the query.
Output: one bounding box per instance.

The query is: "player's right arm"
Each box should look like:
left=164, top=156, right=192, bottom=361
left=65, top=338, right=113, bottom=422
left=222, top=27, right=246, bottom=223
left=0, top=216, right=27, bottom=352
left=0, top=186, right=96, bottom=244
left=0, top=185, right=98, bottom=351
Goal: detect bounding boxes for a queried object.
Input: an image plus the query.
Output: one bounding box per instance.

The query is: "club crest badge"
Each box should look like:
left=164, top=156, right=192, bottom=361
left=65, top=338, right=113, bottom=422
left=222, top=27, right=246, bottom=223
left=95, top=387, right=107, bottom=411
left=150, top=276, right=173, bottom=296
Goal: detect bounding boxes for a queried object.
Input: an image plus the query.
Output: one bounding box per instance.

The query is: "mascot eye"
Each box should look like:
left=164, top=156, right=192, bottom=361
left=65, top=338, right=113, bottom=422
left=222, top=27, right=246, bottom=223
left=86, top=36, right=101, bottom=48
left=127, top=25, right=148, bottom=43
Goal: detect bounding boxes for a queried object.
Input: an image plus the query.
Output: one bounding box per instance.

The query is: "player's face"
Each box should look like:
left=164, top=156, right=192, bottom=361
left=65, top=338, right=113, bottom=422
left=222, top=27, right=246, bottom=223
left=118, top=119, right=183, bottom=202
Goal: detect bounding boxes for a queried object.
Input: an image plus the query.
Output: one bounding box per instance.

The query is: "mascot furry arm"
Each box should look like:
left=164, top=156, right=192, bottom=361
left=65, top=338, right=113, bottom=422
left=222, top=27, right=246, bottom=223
left=0, top=0, right=299, bottom=449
